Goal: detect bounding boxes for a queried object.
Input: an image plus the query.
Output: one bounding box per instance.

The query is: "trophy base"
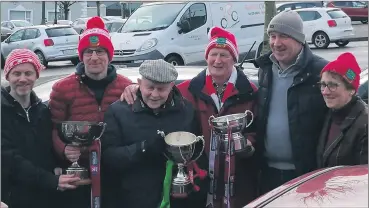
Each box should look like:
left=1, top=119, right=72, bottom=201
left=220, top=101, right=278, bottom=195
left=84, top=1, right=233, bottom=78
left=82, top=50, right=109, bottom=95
left=171, top=181, right=192, bottom=198
left=66, top=167, right=89, bottom=180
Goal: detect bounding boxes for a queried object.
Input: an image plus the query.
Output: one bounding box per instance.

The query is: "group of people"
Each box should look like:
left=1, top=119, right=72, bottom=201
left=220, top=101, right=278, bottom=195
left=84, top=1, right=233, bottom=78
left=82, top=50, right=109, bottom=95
left=1, top=10, right=367, bottom=208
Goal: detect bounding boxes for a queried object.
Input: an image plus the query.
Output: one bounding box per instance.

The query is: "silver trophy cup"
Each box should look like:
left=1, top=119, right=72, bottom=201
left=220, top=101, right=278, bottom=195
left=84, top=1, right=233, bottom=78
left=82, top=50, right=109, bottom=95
left=208, top=110, right=254, bottom=153
left=157, top=130, right=205, bottom=198
left=57, top=121, right=106, bottom=182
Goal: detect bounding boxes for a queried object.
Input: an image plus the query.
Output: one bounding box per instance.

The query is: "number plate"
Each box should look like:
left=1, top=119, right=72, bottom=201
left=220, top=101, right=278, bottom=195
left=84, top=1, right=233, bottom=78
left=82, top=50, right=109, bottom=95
left=63, top=49, right=77, bottom=55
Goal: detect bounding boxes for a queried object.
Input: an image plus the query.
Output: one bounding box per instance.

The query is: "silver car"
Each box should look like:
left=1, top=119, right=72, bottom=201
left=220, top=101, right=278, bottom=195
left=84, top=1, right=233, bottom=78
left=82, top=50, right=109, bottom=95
left=1, top=20, right=33, bottom=31
left=1, top=25, right=79, bottom=68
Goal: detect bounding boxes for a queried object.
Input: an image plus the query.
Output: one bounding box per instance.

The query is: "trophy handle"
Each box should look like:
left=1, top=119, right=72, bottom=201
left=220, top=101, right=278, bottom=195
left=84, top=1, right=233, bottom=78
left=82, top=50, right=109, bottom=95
left=157, top=130, right=166, bottom=138
left=244, top=110, right=254, bottom=128
left=97, top=122, right=107, bottom=139
left=192, top=136, right=205, bottom=162
left=208, top=115, right=215, bottom=127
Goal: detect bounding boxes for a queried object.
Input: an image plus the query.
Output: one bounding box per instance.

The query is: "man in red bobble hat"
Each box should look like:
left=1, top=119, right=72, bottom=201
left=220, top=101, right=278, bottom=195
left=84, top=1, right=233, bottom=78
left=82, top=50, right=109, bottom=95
left=48, top=16, right=132, bottom=208
left=120, top=27, right=259, bottom=208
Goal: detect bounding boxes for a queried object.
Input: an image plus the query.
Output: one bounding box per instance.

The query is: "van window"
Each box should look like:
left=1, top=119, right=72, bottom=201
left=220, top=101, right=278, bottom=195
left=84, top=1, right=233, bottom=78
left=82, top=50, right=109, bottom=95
left=180, top=3, right=207, bottom=32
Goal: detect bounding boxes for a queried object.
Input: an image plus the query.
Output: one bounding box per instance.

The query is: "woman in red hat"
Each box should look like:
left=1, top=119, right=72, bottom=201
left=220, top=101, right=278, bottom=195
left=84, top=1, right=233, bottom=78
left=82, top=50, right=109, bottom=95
left=316, top=52, right=368, bottom=168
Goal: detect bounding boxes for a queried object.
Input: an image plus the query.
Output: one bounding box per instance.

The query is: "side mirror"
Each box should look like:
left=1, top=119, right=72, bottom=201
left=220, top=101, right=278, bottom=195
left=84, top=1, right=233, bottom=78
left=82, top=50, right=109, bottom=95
left=177, top=20, right=191, bottom=34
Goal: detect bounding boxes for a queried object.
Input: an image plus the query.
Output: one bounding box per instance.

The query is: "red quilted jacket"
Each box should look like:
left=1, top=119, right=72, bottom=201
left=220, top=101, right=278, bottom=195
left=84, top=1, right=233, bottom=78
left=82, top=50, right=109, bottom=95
left=49, top=72, right=132, bottom=161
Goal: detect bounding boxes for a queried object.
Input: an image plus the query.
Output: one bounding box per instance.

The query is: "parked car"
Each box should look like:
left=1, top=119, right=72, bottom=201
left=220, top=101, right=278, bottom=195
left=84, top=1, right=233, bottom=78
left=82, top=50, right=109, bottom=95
left=105, top=19, right=127, bottom=33
left=1, top=25, right=80, bottom=68
left=326, top=1, right=368, bottom=24
left=71, top=17, right=90, bottom=34
left=102, top=16, right=124, bottom=21
left=1, top=27, right=13, bottom=42
left=358, top=68, right=368, bottom=103
left=1, top=20, right=33, bottom=31
left=294, top=7, right=354, bottom=48
left=46, top=20, right=73, bottom=26
left=245, top=165, right=368, bottom=207
left=276, top=1, right=324, bottom=13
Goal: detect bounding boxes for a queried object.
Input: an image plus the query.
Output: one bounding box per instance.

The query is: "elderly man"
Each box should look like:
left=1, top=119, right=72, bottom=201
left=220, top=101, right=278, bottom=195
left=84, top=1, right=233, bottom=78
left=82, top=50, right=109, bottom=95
left=121, top=27, right=258, bottom=208
left=102, top=59, right=208, bottom=208
left=48, top=16, right=132, bottom=208
left=253, top=10, right=329, bottom=194
left=1, top=49, right=81, bottom=208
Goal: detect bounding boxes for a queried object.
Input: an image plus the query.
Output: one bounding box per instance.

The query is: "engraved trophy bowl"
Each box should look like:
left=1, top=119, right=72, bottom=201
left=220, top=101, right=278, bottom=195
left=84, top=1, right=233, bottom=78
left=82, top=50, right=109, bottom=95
left=157, top=130, right=205, bottom=198
left=56, top=121, right=106, bottom=185
left=208, top=110, right=254, bottom=153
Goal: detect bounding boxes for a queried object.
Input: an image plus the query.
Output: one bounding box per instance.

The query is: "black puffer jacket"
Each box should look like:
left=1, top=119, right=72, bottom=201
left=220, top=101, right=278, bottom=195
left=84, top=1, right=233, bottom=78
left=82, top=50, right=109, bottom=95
left=1, top=87, right=60, bottom=208
left=254, top=44, right=329, bottom=175
left=101, top=87, right=209, bottom=208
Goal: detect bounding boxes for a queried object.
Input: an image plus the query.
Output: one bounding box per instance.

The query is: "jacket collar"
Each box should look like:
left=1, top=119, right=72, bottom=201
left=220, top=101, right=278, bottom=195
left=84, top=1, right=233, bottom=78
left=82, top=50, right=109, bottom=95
left=1, top=86, right=41, bottom=108
left=132, top=86, right=184, bottom=114
left=339, top=97, right=367, bottom=131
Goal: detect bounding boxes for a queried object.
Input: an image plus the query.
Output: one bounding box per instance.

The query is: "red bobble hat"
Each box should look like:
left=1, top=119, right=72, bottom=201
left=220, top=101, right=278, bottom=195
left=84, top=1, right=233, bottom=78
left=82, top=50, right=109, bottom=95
left=205, top=27, right=239, bottom=62
left=78, top=16, right=114, bottom=61
left=321, top=52, right=361, bottom=92
left=4, top=48, right=45, bottom=79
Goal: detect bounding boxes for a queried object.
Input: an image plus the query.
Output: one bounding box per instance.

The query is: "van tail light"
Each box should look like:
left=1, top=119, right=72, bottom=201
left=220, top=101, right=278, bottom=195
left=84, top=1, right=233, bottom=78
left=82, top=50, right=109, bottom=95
left=43, top=39, right=54, bottom=46
left=327, top=20, right=337, bottom=27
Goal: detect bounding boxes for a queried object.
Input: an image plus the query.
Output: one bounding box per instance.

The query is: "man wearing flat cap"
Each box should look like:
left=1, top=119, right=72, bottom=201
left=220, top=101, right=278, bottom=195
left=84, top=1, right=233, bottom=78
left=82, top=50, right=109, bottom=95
left=101, top=59, right=208, bottom=208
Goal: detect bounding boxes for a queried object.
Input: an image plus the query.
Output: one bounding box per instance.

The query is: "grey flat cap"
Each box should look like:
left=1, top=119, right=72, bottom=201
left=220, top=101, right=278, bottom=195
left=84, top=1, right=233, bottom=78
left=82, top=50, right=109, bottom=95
left=139, top=59, right=178, bottom=83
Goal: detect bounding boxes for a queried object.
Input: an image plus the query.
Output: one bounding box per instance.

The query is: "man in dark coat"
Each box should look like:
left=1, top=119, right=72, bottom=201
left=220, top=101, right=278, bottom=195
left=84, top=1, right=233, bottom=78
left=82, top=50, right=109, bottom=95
left=101, top=59, right=208, bottom=208
left=1, top=49, right=80, bottom=208
left=254, top=10, right=329, bottom=194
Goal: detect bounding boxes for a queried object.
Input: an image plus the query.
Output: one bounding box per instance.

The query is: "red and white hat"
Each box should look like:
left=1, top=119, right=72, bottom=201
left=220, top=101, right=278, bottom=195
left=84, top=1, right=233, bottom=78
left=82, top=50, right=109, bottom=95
left=78, top=16, right=114, bottom=61
left=4, top=48, right=45, bottom=79
left=205, top=27, right=239, bottom=62
left=321, top=52, right=361, bottom=92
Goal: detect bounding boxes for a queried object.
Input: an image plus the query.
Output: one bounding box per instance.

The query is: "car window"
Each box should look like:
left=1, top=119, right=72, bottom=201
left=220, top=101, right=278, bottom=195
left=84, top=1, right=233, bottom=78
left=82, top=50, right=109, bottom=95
left=180, top=3, right=207, bottom=32
left=106, top=22, right=124, bottom=33
left=78, top=19, right=85, bottom=25
left=9, top=29, right=25, bottom=42
left=334, top=1, right=353, bottom=7
left=23, top=28, right=39, bottom=40
left=297, top=11, right=321, bottom=21
left=327, top=9, right=348, bottom=19
left=352, top=1, right=366, bottom=8
left=1, top=22, right=7, bottom=27
left=45, top=27, right=78, bottom=37
left=12, top=21, right=32, bottom=27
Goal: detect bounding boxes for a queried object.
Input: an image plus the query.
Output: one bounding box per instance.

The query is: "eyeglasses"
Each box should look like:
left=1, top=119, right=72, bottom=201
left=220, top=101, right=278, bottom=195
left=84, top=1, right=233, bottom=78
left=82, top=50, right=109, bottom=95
left=318, top=81, right=340, bottom=92
left=83, top=48, right=107, bottom=57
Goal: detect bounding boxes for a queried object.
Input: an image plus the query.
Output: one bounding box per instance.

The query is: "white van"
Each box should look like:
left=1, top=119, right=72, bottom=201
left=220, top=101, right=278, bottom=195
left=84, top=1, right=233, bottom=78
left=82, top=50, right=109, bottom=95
left=111, top=1, right=265, bottom=66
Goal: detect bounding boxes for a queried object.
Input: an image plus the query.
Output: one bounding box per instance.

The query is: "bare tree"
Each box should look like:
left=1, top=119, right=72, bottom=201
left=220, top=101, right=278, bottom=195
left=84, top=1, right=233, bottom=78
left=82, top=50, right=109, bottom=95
left=261, top=1, right=277, bottom=55
left=96, top=1, right=101, bottom=17
left=57, top=1, right=76, bottom=20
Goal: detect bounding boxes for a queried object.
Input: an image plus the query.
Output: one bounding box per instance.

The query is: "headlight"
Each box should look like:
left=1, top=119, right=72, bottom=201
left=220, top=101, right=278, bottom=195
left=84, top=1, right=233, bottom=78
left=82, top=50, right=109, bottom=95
left=136, top=38, right=158, bottom=52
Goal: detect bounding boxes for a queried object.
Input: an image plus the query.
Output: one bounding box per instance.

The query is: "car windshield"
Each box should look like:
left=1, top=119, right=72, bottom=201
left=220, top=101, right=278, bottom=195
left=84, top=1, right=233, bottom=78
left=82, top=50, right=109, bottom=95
left=12, top=21, right=33, bottom=27
left=120, top=3, right=186, bottom=33
left=327, top=9, right=348, bottom=19
left=106, top=22, right=124, bottom=33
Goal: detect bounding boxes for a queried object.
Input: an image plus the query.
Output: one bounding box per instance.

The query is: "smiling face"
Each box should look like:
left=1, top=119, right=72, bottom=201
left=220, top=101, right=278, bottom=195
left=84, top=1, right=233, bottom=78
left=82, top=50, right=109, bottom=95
left=138, top=78, right=174, bottom=109
left=269, top=32, right=303, bottom=67
left=83, top=47, right=109, bottom=76
left=320, top=72, right=355, bottom=109
left=206, top=47, right=234, bottom=81
left=7, top=63, right=37, bottom=98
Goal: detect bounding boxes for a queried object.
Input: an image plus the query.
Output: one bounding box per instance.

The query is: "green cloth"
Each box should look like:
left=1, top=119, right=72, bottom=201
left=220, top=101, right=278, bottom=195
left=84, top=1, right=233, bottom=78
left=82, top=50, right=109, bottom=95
left=160, top=160, right=174, bottom=208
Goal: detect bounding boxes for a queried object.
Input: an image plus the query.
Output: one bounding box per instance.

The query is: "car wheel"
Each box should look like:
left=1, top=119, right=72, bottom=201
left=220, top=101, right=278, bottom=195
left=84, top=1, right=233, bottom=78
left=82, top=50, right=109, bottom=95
left=35, top=51, right=48, bottom=67
left=361, top=19, right=368, bottom=24
left=165, top=55, right=184, bottom=66
left=313, top=32, right=330, bottom=49
left=335, top=40, right=350, bottom=47
left=71, top=58, right=80, bottom=66
left=1, top=54, right=5, bottom=69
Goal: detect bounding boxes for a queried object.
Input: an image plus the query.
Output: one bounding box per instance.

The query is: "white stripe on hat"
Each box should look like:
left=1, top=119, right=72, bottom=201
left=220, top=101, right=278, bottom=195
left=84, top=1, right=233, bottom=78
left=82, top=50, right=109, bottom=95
left=79, top=28, right=110, bottom=40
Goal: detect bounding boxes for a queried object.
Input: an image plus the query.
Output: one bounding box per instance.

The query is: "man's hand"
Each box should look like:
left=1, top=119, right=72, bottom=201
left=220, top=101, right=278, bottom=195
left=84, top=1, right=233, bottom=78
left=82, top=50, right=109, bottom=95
left=236, top=139, right=255, bottom=158
left=120, top=84, right=139, bottom=104
left=57, top=174, right=81, bottom=191
left=64, top=145, right=81, bottom=163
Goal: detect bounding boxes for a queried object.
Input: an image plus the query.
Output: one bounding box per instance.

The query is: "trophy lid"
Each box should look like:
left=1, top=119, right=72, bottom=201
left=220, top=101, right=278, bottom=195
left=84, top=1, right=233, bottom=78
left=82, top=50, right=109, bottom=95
left=164, top=131, right=197, bottom=146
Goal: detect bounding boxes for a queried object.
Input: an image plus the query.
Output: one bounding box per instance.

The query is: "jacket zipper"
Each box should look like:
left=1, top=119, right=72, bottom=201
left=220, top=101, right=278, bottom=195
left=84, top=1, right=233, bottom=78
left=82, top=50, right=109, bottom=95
left=23, top=107, right=31, bottom=122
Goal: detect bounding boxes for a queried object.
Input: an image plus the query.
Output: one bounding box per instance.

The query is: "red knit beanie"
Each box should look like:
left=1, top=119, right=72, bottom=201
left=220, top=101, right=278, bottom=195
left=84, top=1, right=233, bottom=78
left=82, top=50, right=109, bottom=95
left=78, top=16, right=114, bottom=61
left=205, top=27, right=239, bottom=62
left=321, top=52, right=361, bottom=92
left=4, top=49, right=45, bottom=79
